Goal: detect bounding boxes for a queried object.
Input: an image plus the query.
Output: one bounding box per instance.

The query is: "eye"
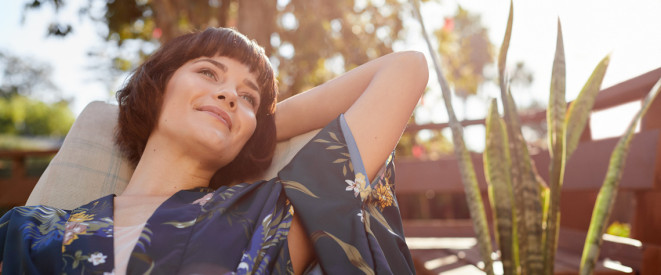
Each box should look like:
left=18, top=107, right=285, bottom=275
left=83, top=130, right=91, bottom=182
left=199, top=69, right=217, bottom=80
left=240, top=93, right=257, bottom=108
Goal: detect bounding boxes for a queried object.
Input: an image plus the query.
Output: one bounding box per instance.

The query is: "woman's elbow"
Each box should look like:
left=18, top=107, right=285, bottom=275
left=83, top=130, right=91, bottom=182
left=396, top=51, right=429, bottom=95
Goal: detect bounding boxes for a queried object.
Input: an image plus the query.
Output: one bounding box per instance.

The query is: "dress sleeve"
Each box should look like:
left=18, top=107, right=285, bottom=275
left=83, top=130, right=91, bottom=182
left=278, top=115, right=414, bottom=274
left=0, top=209, right=10, bottom=268
left=0, top=208, right=24, bottom=274
left=0, top=206, right=66, bottom=274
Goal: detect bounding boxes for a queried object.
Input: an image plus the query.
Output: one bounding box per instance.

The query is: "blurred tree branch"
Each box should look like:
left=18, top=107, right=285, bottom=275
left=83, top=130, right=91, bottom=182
left=22, top=0, right=407, bottom=99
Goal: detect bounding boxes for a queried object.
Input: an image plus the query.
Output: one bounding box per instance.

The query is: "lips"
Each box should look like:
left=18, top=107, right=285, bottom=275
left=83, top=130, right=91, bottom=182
left=196, top=105, right=232, bottom=130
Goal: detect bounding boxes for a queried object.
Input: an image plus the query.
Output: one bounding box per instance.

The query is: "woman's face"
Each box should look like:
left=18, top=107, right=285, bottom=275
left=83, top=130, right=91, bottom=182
left=154, top=56, right=262, bottom=170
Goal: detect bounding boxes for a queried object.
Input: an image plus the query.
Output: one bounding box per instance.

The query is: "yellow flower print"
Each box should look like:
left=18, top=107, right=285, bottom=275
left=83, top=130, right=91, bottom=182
left=69, top=211, right=95, bottom=223
left=359, top=186, right=372, bottom=202
left=354, top=173, right=366, bottom=187
left=63, top=232, right=79, bottom=247
left=374, top=184, right=394, bottom=209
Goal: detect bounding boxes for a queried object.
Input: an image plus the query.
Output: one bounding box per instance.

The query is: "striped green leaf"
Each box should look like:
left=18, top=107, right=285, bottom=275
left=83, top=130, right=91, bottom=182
left=484, top=99, right=516, bottom=275
left=496, top=2, right=536, bottom=273
left=580, top=77, right=661, bottom=275
left=565, top=55, right=611, bottom=158
left=544, top=18, right=567, bottom=275
left=504, top=89, right=545, bottom=274
left=498, top=0, right=514, bottom=94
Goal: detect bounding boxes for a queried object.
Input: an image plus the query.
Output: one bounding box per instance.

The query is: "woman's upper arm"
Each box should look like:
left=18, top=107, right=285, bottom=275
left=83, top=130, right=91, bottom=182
left=344, top=51, right=428, bottom=180
left=275, top=51, right=428, bottom=180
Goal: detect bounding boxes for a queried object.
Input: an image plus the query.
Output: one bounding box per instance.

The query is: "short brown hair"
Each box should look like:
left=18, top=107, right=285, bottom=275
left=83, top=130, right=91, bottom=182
left=115, top=27, right=277, bottom=188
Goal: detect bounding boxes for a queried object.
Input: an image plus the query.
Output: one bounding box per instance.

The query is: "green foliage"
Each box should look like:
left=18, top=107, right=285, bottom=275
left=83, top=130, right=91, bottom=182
left=435, top=6, right=495, bottom=99
left=0, top=51, right=75, bottom=142
left=493, top=3, right=545, bottom=273
left=543, top=19, right=567, bottom=274
left=605, top=221, right=631, bottom=238
left=485, top=99, right=515, bottom=275
left=24, top=0, right=406, bottom=99
left=486, top=1, right=635, bottom=273
left=0, top=95, right=74, bottom=137
left=396, top=130, right=454, bottom=160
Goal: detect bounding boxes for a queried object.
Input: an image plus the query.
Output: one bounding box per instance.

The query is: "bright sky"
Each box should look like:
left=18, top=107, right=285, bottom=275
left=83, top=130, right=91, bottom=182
left=1, top=0, right=660, bottom=148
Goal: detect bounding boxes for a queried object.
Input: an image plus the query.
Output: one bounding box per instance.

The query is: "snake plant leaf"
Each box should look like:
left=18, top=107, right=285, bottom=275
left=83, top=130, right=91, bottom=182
left=565, top=55, right=611, bottom=159
left=548, top=18, right=567, bottom=160
left=504, top=89, right=545, bottom=274
left=580, top=77, right=661, bottom=275
left=485, top=99, right=516, bottom=275
left=498, top=0, right=514, bottom=93
left=544, top=18, right=567, bottom=275
left=496, top=2, right=537, bottom=273
left=412, top=0, right=494, bottom=273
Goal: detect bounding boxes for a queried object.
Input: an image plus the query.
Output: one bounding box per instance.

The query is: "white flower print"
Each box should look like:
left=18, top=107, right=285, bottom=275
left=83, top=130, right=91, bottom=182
left=237, top=261, right=250, bottom=272
left=357, top=210, right=365, bottom=223
left=192, top=193, right=213, bottom=206
left=345, top=179, right=360, bottom=197
left=88, top=252, right=107, bottom=266
left=346, top=172, right=370, bottom=201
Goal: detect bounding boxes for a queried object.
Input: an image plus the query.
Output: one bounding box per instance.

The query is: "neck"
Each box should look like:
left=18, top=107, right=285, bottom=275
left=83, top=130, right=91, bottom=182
left=120, top=137, right=219, bottom=197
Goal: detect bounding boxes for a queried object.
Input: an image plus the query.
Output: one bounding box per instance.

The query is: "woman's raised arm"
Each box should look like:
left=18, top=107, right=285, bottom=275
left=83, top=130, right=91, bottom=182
left=276, top=51, right=428, bottom=180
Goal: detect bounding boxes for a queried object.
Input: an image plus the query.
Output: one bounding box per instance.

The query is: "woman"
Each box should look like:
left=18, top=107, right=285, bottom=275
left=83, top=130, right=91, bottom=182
left=0, top=27, right=428, bottom=274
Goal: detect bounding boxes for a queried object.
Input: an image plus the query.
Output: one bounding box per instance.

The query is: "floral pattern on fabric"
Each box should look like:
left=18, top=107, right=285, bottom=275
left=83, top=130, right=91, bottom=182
left=61, top=197, right=115, bottom=273
left=0, top=115, right=414, bottom=274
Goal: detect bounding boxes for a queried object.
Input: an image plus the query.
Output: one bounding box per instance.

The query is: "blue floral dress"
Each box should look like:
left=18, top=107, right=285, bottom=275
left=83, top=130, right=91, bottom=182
left=0, top=116, right=414, bottom=274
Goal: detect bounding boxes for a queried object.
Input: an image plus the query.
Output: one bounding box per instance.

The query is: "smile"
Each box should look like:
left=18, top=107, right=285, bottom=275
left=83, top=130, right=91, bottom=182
left=196, top=105, right=233, bottom=130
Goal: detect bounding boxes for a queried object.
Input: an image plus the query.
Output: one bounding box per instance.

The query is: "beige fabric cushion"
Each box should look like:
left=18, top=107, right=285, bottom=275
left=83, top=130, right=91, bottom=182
left=26, top=101, right=318, bottom=209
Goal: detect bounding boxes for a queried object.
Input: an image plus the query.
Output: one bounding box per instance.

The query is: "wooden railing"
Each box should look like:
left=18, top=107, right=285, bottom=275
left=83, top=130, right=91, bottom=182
left=0, top=149, right=58, bottom=208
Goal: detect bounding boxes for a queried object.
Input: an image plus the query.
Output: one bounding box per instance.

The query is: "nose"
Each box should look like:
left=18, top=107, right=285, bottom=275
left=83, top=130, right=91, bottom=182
left=215, top=89, right=237, bottom=110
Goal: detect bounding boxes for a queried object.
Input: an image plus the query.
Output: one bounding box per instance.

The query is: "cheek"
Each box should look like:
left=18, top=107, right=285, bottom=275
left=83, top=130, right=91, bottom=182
left=156, top=98, right=183, bottom=129
left=244, top=112, right=258, bottom=141
left=235, top=110, right=258, bottom=150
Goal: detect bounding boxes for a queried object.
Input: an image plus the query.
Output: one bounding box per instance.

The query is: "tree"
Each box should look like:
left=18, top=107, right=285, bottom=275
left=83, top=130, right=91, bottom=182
left=0, top=52, right=58, bottom=99
left=24, top=0, right=407, bottom=99
left=0, top=51, right=75, bottom=139
left=435, top=7, right=494, bottom=102
left=0, top=95, right=74, bottom=137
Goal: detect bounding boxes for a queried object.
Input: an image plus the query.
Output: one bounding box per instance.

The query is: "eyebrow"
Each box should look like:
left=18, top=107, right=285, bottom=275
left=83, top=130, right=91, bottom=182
left=195, top=58, right=227, bottom=72
left=243, top=79, right=260, bottom=94
left=194, top=58, right=260, bottom=93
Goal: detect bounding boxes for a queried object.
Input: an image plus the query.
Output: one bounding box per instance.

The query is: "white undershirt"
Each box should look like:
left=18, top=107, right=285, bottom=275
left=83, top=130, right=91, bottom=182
left=113, top=223, right=145, bottom=275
